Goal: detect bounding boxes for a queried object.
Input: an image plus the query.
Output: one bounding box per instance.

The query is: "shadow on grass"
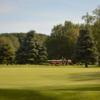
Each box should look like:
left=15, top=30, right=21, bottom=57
left=0, top=88, right=100, bottom=100
left=69, top=72, right=100, bottom=82
left=0, top=88, right=58, bottom=100
left=53, top=86, right=100, bottom=91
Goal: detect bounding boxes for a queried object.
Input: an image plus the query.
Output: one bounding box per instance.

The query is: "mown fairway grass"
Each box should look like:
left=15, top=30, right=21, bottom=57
left=0, top=65, right=100, bottom=100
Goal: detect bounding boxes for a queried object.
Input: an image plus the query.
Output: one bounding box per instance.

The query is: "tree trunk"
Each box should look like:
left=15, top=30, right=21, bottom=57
left=98, top=61, right=100, bottom=67
left=98, top=56, right=100, bottom=67
left=85, top=63, right=88, bottom=68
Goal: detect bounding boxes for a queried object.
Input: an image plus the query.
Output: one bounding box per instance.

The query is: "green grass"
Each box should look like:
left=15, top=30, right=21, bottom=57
left=0, top=65, right=100, bottom=100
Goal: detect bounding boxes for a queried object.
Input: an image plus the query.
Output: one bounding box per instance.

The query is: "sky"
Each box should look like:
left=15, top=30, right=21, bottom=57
left=0, top=0, right=100, bottom=34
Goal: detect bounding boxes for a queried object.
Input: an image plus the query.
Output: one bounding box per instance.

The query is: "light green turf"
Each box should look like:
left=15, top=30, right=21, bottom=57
left=0, top=65, right=100, bottom=100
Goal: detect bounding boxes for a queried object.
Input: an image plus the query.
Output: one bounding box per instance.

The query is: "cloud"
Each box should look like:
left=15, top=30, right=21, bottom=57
left=32, top=12, right=63, bottom=18
left=0, top=1, right=16, bottom=14
left=0, top=0, right=85, bottom=34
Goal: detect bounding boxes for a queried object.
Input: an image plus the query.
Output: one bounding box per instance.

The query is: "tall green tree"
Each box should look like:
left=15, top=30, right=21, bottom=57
left=0, top=37, right=14, bottom=64
left=16, top=31, right=37, bottom=64
left=75, top=29, right=97, bottom=67
left=92, top=22, right=100, bottom=66
left=35, top=42, right=48, bottom=64
left=46, top=24, right=66, bottom=59
left=92, top=6, right=100, bottom=66
left=16, top=30, right=47, bottom=64
left=46, top=21, right=79, bottom=60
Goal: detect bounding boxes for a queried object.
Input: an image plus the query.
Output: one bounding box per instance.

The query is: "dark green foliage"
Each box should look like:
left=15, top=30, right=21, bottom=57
left=92, top=7, right=100, bottom=66
left=0, top=37, right=14, bottom=64
left=0, top=32, right=48, bottom=64
left=92, top=21, right=100, bottom=66
left=46, top=35, right=69, bottom=59
left=34, top=33, right=48, bottom=45
left=46, top=21, right=79, bottom=59
left=13, top=33, right=26, bottom=46
left=16, top=31, right=47, bottom=64
left=16, top=31, right=37, bottom=64
left=75, top=29, right=97, bottom=67
left=35, top=42, right=48, bottom=64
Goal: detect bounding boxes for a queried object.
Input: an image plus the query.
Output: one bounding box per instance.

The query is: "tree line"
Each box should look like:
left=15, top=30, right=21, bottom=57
left=0, top=6, right=100, bottom=67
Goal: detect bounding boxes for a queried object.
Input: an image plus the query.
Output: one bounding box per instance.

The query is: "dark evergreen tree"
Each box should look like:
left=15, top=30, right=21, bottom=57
left=16, top=31, right=37, bottom=64
left=35, top=42, right=47, bottom=64
left=92, top=7, right=100, bottom=66
left=16, top=30, right=48, bottom=64
left=92, top=21, right=100, bottom=66
left=75, top=29, right=97, bottom=67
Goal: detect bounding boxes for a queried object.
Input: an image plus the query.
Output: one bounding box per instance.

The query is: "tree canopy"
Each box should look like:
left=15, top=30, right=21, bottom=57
left=75, top=29, right=97, bottom=67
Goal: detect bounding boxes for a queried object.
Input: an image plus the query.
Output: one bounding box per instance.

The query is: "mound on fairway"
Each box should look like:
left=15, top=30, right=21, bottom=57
left=0, top=65, right=100, bottom=100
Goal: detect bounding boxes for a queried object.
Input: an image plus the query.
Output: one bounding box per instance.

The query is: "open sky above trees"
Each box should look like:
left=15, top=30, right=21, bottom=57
left=0, top=0, right=100, bottom=34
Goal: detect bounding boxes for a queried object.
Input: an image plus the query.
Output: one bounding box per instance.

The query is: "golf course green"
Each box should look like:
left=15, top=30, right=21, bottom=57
left=0, top=65, right=100, bottom=100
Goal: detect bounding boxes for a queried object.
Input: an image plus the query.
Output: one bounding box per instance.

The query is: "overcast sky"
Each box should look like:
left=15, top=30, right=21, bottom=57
left=0, top=0, right=100, bottom=34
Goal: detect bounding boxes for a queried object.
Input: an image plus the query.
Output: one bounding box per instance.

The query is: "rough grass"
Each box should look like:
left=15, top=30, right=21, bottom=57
left=0, top=65, right=100, bottom=100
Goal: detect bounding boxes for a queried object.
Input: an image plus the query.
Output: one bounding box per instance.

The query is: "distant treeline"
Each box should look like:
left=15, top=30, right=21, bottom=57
left=0, top=31, right=48, bottom=64
left=0, top=6, right=100, bottom=67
